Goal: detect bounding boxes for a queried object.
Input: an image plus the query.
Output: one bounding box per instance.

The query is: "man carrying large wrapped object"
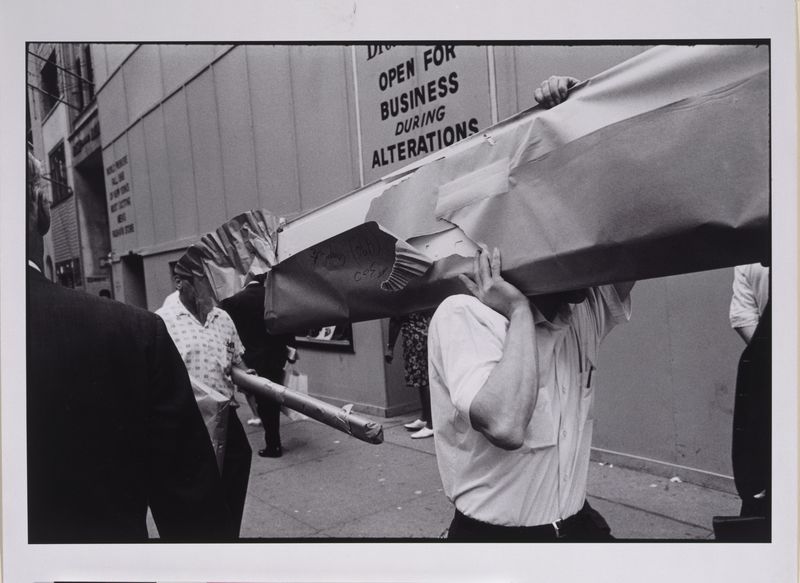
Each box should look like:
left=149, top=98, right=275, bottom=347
left=428, top=77, right=635, bottom=541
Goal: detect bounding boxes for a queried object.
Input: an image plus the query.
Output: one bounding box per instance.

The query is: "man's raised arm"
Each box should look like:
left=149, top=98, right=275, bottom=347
left=459, top=246, right=539, bottom=450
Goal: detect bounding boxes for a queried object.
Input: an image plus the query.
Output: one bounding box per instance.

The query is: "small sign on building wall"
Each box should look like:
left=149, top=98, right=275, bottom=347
left=104, top=151, right=135, bottom=247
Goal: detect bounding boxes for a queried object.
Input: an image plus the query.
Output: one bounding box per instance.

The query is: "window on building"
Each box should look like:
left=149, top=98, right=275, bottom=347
left=48, top=142, right=70, bottom=205
left=55, top=258, right=81, bottom=288
left=73, top=56, right=85, bottom=112
left=83, top=44, right=95, bottom=102
left=73, top=45, right=96, bottom=112
left=40, top=50, right=60, bottom=117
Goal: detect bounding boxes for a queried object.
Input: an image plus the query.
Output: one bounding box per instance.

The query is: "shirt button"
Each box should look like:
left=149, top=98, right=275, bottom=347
left=562, top=430, right=568, bottom=438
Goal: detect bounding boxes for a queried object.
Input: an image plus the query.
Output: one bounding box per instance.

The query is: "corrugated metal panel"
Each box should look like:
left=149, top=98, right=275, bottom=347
left=595, top=269, right=740, bottom=475
left=123, top=44, right=164, bottom=126
left=502, top=45, right=651, bottom=119
left=163, top=89, right=199, bottom=239
left=127, top=123, right=156, bottom=248
left=104, top=44, right=137, bottom=78
left=246, top=45, right=302, bottom=217
left=214, top=45, right=234, bottom=58
left=186, top=68, right=227, bottom=232
left=289, top=46, right=359, bottom=211
left=160, top=44, right=216, bottom=97
left=213, top=48, right=259, bottom=217
left=492, top=46, right=519, bottom=119
left=97, top=71, right=129, bottom=147
left=142, top=107, right=175, bottom=244
left=89, top=44, right=108, bottom=89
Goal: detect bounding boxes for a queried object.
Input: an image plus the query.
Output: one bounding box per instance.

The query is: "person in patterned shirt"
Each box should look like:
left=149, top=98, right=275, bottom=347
left=156, top=261, right=252, bottom=537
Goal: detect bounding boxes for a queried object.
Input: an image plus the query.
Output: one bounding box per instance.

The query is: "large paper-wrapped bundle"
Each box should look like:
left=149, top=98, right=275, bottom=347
left=264, top=44, right=769, bottom=333
left=231, top=369, right=384, bottom=444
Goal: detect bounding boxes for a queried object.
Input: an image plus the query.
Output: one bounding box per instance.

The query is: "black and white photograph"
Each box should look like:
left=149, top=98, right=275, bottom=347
left=2, top=1, right=798, bottom=582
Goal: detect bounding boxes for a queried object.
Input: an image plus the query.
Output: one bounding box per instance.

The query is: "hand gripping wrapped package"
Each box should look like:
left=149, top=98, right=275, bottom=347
left=264, top=44, right=769, bottom=333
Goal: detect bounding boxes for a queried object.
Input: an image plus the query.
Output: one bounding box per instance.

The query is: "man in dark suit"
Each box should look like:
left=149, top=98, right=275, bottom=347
left=26, top=150, right=234, bottom=543
left=220, top=274, right=297, bottom=458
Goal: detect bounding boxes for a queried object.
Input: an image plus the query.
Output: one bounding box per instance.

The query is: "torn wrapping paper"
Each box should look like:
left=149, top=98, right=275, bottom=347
left=173, top=209, right=281, bottom=303
left=264, top=44, right=769, bottom=333
left=231, top=368, right=384, bottom=444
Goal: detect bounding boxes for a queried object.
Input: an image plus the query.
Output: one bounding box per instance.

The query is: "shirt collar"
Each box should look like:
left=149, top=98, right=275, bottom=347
left=531, top=300, right=573, bottom=330
left=27, top=260, right=42, bottom=273
left=172, top=298, right=220, bottom=326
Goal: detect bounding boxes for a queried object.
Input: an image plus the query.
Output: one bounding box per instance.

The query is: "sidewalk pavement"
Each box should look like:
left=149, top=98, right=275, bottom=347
left=237, top=406, right=741, bottom=540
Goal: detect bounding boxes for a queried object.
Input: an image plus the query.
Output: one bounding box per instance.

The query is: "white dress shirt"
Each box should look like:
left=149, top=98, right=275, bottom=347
left=729, top=263, right=769, bottom=329
left=428, top=286, right=630, bottom=527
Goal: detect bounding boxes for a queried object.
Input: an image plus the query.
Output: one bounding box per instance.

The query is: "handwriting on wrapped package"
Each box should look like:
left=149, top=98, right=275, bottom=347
left=308, top=230, right=389, bottom=284
left=353, top=262, right=389, bottom=283
left=105, top=155, right=135, bottom=238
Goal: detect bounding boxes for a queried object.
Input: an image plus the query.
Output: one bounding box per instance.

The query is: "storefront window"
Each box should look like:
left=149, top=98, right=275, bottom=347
left=55, top=258, right=81, bottom=288
left=296, top=324, right=354, bottom=353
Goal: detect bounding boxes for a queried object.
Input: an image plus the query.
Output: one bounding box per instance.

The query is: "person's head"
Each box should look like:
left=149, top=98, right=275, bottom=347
left=553, top=289, right=589, bottom=305
left=172, top=252, right=216, bottom=318
left=531, top=288, right=589, bottom=320
left=27, top=150, right=52, bottom=266
left=173, top=271, right=199, bottom=306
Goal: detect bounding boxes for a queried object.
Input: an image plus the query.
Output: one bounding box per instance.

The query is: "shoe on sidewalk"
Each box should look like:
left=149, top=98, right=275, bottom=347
left=404, top=419, right=427, bottom=431
left=246, top=418, right=262, bottom=426
left=258, top=445, right=282, bottom=458
left=410, top=427, right=434, bottom=439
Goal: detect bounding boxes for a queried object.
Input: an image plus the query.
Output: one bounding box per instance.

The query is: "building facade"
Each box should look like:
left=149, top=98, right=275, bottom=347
left=37, top=43, right=756, bottom=486
left=27, top=43, right=112, bottom=297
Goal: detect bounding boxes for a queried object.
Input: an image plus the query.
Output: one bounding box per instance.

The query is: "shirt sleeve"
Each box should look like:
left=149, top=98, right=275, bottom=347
left=730, top=265, right=761, bottom=329
left=583, top=285, right=632, bottom=341
left=428, top=295, right=507, bottom=420
left=230, top=326, right=244, bottom=366
left=572, top=285, right=632, bottom=367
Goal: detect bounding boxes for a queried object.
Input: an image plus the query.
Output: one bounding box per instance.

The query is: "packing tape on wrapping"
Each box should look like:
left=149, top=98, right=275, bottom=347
left=435, top=158, right=510, bottom=218
left=380, top=239, right=433, bottom=292
left=336, top=404, right=355, bottom=434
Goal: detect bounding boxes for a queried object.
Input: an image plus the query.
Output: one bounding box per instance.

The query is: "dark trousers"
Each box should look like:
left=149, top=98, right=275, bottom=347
left=256, top=395, right=282, bottom=449
left=447, top=501, right=613, bottom=542
left=418, top=383, right=433, bottom=428
left=221, top=411, right=252, bottom=536
left=256, top=367, right=285, bottom=449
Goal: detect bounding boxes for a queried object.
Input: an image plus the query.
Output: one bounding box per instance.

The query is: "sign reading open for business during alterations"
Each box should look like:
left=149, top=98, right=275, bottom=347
left=357, top=45, right=493, bottom=183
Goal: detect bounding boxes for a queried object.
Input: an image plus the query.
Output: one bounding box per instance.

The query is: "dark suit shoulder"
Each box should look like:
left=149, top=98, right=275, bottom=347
left=27, top=270, right=166, bottom=343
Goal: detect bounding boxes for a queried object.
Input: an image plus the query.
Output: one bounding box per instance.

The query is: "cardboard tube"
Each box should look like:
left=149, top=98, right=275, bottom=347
left=231, top=368, right=384, bottom=445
